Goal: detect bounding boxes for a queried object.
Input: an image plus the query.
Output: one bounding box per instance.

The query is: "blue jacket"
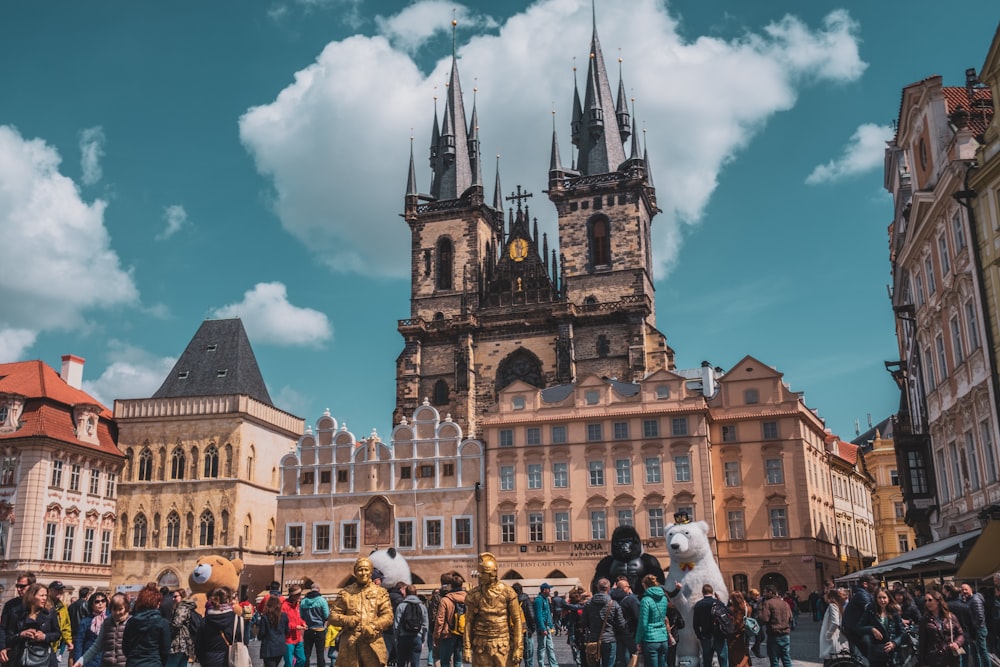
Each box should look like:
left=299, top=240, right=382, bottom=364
left=534, top=595, right=553, bottom=633
left=257, top=613, right=289, bottom=660
left=121, top=608, right=170, bottom=667
left=299, top=592, right=329, bottom=631
left=635, top=586, right=669, bottom=645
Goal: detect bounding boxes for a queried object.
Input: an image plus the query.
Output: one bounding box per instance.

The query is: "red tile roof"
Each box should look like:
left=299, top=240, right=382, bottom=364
left=942, top=86, right=994, bottom=138
left=0, top=360, right=121, bottom=457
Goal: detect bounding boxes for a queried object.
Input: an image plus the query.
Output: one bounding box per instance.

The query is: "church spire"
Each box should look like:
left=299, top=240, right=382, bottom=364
left=429, top=18, right=473, bottom=200
left=493, top=154, right=503, bottom=210
left=549, top=110, right=563, bottom=172
left=615, top=55, right=631, bottom=144
left=574, top=7, right=626, bottom=176
left=468, top=87, right=482, bottom=187
left=406, top=135, right=417, bottom=196
left=628, top=100, right=641, bottom=161
left=571, top=60, right=583, bottom=147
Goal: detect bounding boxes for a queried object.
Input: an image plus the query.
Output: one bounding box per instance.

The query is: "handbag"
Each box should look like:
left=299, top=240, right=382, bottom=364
left=743, top=603, right=760, bottom=636
left=20, top=643, right=52, bottom=667
left=221, top=616, right=252, bottom=667
left=585, top=602, right=612, bottom=667
left=948, top=617, right=965, bottom=656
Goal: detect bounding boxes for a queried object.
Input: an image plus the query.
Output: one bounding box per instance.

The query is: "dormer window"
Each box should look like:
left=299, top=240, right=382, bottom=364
left=178, top=371, right=189, bottom=379
left=73, top=405, right=102, bottom=445
left=217, top=369, right=228, bottom=378
left=0, top=395, right=25, bottom=435
left=0, top=406, right=7, bottom=425
left=206, top=344, right=218, bottom=352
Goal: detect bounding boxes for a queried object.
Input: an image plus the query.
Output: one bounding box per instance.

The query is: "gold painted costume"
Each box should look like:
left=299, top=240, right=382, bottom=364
left=328, top=558, right=394, bottom=667
left=463, top=553, right=523, bottom=667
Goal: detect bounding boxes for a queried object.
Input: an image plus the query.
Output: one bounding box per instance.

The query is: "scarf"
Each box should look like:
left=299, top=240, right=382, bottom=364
left=90, top=612, right=107, bottom=635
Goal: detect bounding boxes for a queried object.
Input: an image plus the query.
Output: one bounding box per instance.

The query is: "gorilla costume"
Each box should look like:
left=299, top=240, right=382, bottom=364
left=591, top=525, right=665, bottom=597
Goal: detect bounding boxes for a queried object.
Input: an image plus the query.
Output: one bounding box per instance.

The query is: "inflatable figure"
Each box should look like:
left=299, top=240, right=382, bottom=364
left=663, top=515, right=727, bottom=667
left=366, top=547, right=411, bottom=587
left=592, top=525, right=665, bottom=597
left=189, top=554, right=244, bottom=615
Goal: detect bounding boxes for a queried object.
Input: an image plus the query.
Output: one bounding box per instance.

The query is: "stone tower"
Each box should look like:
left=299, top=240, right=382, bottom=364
left=396, top=17, right=674, bottom=436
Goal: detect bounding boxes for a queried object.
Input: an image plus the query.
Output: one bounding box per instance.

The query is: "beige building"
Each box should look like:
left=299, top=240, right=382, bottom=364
left=274, top=402, right=483, bottom=589
left=0, top=356, right=124, bottom=597
left=885, top=71, right=999, bottom=541
left=856, top=419, right=917, bottom=562
left=112, top=319, right=303, bottom=599
left=478, top=357, right=847, bottom=593
left=826, top=436, right=877, bottom=575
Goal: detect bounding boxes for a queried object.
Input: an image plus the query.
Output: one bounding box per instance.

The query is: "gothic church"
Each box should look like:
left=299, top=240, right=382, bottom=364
left=395, top=17, right=674, bottom=436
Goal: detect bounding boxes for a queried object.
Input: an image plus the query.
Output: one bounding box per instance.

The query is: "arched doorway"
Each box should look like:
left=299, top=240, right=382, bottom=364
left=157, top=569, right=180, bottom=589
left=759, top=572, right=788, bottom=593
left=501, top=570, right=524, bottom=580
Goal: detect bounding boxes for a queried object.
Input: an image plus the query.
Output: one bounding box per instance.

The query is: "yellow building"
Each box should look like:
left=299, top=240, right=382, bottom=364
left=856, top=419, right=916, bottom=561
left=112, top=319, right=303, bottom=599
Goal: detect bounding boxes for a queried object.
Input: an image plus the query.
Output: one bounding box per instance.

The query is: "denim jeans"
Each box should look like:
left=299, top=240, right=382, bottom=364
left=642, top=640, right=669, bottom=667
left=536, top=632, right=557, bottom=667
left=600, top=642, right=617, bottom=667
left=164, top=654, right=187, bottom=667
left=701, top=635, right=729, bottom=667
left=969, top=626, right=990, bottom=667
left=522, top=632, right=536, bottom=667
left=766, top=632, right=792, bottom=667
left=396, top=634, right=424, bottom=667
left=438, top=636, right=463, bottom=667
left=303, top=629, right=326, bottom=667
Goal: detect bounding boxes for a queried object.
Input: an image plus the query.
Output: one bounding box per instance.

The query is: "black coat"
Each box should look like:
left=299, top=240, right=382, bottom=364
left=257, top=613, right=289, bottom=661
left=582, top=595, right=627, bottom=644
left=194, top=610, right=237, bottom=667
left=918, top=612, right=965, bottom=667
left=858, top=605, right=904, bottom=665
left=6, top=607, right=60, bottom=667
left=122, top=609, right=170, bottom=667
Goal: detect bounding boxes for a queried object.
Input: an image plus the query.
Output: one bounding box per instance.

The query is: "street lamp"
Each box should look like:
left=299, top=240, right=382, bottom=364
left=267, top=544, right=303, bottom=588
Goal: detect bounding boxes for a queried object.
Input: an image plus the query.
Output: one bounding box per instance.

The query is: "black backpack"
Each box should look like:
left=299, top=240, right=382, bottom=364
left=186, top=608, right=204, bottom=638
left=400, top=601, right=423, bottom=635
left=711, top=601, right=733, bottom=638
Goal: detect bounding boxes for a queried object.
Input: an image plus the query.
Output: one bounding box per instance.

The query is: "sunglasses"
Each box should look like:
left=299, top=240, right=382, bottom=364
left=15, top=584, right=27, bottom=590
left=93, top=599, right=108, bottom=604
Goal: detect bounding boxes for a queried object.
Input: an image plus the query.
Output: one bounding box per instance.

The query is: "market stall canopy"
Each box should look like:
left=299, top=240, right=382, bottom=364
left=836, top=528, right=981, bottom=582
left=956, top=520, right=1000, bottom=580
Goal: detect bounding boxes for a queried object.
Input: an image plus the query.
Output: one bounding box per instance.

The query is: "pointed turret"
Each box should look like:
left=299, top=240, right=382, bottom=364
left=429, top=21, right=473, bottom=200
left=571, top=65, right=583, bottom=147
left=643, top=129, right=655, bottom=188
left=468, top=92, right=482, bottom=187
left=493, top=155, right=503, bottom=210
left=574, top=17, right=627, bottom=176
left=429, top=97, right=440, bottom=168
left=550, top=120, right=563, bottom=172
left=616, top=62, right=631, bottom=144
left=406, top=137, right=418, bottom=196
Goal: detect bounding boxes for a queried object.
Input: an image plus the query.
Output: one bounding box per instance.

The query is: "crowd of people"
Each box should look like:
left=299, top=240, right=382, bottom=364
left=4, top=567, right=999, bottom=667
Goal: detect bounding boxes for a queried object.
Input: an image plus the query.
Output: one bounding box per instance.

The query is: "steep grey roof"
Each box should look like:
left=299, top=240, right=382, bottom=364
left=153, top=318, right=273, bottom=406
left=852, top=415, right=895, bottom=449
left=575, top=25, right=627, bottom=175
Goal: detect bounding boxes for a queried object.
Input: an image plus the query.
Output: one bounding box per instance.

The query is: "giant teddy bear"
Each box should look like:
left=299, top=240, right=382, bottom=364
left=189, top=554, right=244, bottom=615
left=592, top=525, right=665, bottom=597
left=663, top=518, right=727, bottom=667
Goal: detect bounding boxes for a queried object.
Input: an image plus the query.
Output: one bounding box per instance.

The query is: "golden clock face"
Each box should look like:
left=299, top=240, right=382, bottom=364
left=509, top=238, right=528, bottom=262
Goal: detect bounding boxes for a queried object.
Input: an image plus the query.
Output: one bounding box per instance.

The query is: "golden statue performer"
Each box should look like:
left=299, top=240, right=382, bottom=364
left=328, top=557, right=394, bottom=667
left=463, top=552, right=523, bottom=667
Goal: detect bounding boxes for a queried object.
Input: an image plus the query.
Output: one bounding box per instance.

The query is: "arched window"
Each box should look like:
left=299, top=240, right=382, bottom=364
left=199, top=510, right=215, bottom=546
left=246, top=447, right=255, bottom=481
left=137, top=448, right=153, bottom=482
left=170, top=448, right=186, bottom=480
left=243, top=515, right=252, bottom=544
left=436, top=238, right=454, bottom=290
left=203, top=445, right=219, bottom=479
left=496, top=348, right=545, bottom=393
left=132, top=514, right=148, bottom=548
left=165, top=512, right=181, bottom=548
left=589, top=216, right=610, bottom=267
left=433, top=380, right=449, bottom=406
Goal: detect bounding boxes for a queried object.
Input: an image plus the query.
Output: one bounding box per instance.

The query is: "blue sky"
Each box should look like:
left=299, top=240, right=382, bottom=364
left=1, top=1, right=996, bottom=441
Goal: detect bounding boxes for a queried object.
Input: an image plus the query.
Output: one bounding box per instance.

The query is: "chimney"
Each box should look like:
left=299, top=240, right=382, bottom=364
left=700, top=360, right=716, bottom=398
left=61, top=354, right=85, bottom=389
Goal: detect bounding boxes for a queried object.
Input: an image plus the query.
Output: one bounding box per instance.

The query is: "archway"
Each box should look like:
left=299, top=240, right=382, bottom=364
left=501, top=569, right=524, bottom=580
left=496, top=348, right=544, bottom=393
left=759, top=572, right=788, bottom=594
left=157, top=569, right=180, bottom=589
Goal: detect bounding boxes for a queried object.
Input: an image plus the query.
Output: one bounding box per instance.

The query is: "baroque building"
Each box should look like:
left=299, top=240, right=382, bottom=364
left=274, top=402, right=483, bottom=589
left=396, top=17, right=672, bottom=437
left=0, top=356, right=123, bottom=596
left=885, top=70, right=999, bottom=542
left=854, top=418, right=917, bottom=562
left=111, top=319, right=303, bottom=599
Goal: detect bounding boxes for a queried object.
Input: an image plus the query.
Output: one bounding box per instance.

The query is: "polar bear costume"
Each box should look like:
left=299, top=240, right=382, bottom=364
left=663, top=519, right=728, bottom=667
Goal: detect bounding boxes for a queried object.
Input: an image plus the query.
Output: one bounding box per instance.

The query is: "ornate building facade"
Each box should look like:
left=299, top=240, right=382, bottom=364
left=855, top=419, right=917, bottom=562
left=0, top=356, right=123, bottom=596
left=111, top=319, right=303, bottom=599
left=396, top=19, right=673, bottom=437
left=274, top=403, right=483, bottom=589
left=885, top=73, right=999, bottom=541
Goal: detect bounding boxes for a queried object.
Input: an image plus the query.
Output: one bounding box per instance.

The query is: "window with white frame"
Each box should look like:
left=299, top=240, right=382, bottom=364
left=43, top=523, right=57, bottom=560
left=89, top=470, right=100, bottom=495
left=894, top=502, right=905, bottom=519
left=656, top=386, right=670, bottom=399
left=105, top=473, right=116, bottom=498
left=527, top=463, right=542, bottom=490
left=51, top=460, right=63, bottom=488
left=949, top=442, right=962, bottom=496
left=648, top=508, right=665, bottom=538
left=966, top=301, right=981, bottom=349
left=590, top=510, right=607, bottom=540
left=925, top=257, right=936, bottom=295
left=555, top=512, right=569, bottom=541
left=728, top=510, right=745, bottom=540
left=396, top=519, right=415, bottom=549
left=341, top=522, right=359, bottom=551
left=314, top=523, right=332, bottom=552
left=915, top=272, right=925, bottom=307
left=721, top=425, right=737, bottom=443
left=890, top=469, right=899, bottom=485
left=454, top=517, right=472, bottom=547
left=99, top=530, right=111, bottom=565
left=923, top=347, right=937, bottom=389
left=425, top=518, right=442, bottom=548
left=615, top=459, right=631, bottom=485
left=936, top=334, right=948, bottom=378
left=0, top=457, right=15, bottom=486
left=553, top=462, right=568, bottom=488
left=939, top=234, right=950, bottom=274
left=62, top=525, right=75, bottom=561
left=617, top=508, right=634, bottom=526
left=589, top=461, right=605, bottom=486
left=500, top=514, right=515, bottom=543
left=286, top=523, right=304, bottom=549
left=674, top=455, right=691, bottom=482
left=724, top=461, right=741, bottom=487
left=529, top=513, right=544, bottom=542
left=644, top=457, right=662, bottom=483
left=965, top=431, right=981, bottom=491
left=951, top=316, right=965, bottom=365
left=765, top=458, right=784, bottom=484
left=953, top=212, right=966, bottom=250
left=982, top=420, right=999, bottom=483
left=769, top=508, right=788, bottom=538
left=898, top=534, right=910, bottom=552
left=82, top=527, right=94, bottom=563
left=936, top=450, right=950, bottom=501
left=500, top=465, right=515, bottom=491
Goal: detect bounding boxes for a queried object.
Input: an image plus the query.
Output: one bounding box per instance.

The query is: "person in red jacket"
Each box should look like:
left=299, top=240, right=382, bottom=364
left=282, top=586, right=307, bottom=667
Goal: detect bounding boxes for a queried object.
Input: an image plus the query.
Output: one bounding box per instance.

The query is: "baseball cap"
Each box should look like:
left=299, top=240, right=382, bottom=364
left=49, top=581, right=65, bottom=591
left=539, top=582, right=552, bottom=590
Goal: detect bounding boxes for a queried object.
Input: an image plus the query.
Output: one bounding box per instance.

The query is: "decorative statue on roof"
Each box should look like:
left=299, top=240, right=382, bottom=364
left=591, top=524, right=665, bottom=597
left=462, top=552, right=523, bottom=667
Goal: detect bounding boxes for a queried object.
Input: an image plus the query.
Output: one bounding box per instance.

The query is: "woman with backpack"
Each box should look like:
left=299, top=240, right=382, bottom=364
left=194, top=587, right=237, bottom=667
left=393, top=586, right=428, bottom=667
left=727, top=592, right=752, bottom=667
left=166, top=590, right=198, bottom=667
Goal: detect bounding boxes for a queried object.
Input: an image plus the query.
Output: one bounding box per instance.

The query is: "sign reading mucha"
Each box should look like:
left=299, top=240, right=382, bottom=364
left=363, top=497, right=392, bottom=546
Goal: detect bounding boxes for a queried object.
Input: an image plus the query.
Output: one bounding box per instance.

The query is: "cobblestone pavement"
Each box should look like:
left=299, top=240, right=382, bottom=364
left=245, top=617, right=825, bottom=667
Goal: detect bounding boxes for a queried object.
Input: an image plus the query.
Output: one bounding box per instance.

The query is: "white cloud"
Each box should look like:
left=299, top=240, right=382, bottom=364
left=375, top=2, right=498, bottom=54
left=0, top=125, right=139, bottom=361
left=83, top=340, right=177, bottom=405
left=240, top=0, right=866, bottom=278
left=210, top=282, right=332, bottom=347
left=0, top=328, right=38, bottom=363
left=806, top=123, right=894, bottom=185
left=79, top=126, right=106, bottom=186
left=156, top=204, right=189, bottom=240
left=271, top=384, right=309, bottom=417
